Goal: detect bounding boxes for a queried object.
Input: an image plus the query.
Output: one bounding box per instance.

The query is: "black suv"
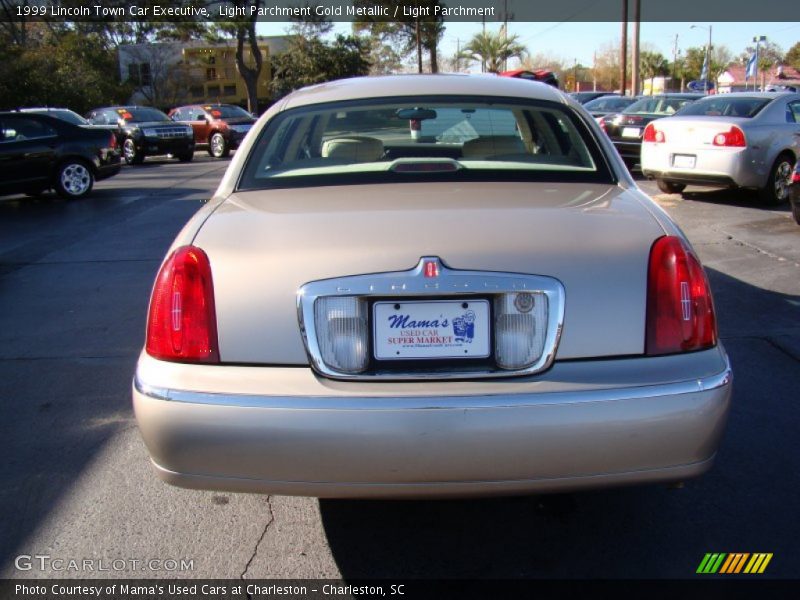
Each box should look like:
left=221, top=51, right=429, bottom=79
left=86, top=106, right=194, bottom=165
left=0, top=111, right=120, bottom=199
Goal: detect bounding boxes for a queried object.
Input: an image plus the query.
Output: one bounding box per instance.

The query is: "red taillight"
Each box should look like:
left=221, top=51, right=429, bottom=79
left=643, top=123, right=664, bottom=143
left=646, top=236, right=717, bottom=356
left=793, top=169, right=800, bottom=184
left=712, top=126, right=746, bottom=147
left=146, top=246, right=219, bottom=363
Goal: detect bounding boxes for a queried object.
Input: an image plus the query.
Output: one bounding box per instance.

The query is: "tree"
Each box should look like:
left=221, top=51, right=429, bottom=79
left=213, top=0, right=265, bottom=113
left=458, top=29, right=526, bottom=74
left=123, top=43, right=203, bottom=108
left=353, top=1, right=445, bottom=73
left=740, top=40, right=783, bottom=74
left=683, top=44, right=733, bottom=84
left=270, top=34, right=371, bottom=101
left=640, top=51, right=669, bottom=93
left=786, top=42, right=800, bottom=69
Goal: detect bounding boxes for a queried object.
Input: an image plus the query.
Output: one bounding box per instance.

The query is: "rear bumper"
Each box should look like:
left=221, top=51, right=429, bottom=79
left=641, top=144, right=763, bottom=189
left=133, top=347, right=732, bottom=498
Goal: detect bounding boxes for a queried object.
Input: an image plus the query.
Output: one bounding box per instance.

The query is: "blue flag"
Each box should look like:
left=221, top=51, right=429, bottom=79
left=746, top=52, right=757, bottom=79
left=700, top=54, right=709, bottom=81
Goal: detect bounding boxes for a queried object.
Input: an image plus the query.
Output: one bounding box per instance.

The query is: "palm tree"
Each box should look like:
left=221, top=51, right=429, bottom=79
left=459, top=29, right=526, bottom=74
left=640, top=51, right=669, bottom=95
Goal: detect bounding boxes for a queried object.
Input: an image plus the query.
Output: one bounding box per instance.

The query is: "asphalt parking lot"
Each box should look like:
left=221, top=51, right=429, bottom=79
left=1, top=157, right=798, bottom=580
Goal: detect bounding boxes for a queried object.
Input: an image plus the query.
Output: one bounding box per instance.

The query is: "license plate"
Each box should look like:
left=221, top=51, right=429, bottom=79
left=673, top=154, right=696, bottom=169
left=622, top=127, right=641, bottom=138
left=373, top=300, right=490, bottom=360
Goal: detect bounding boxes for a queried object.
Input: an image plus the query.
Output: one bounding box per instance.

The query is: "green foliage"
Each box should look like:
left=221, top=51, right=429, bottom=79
left=0, top=25, right=133, bottom=113
left=270, top=34, right=372, bottom=101
left=458, top=29, right=526, bottom=74
left=786, top=42, right=800, bottom=69
left=640, top=51, right=669, bottom=81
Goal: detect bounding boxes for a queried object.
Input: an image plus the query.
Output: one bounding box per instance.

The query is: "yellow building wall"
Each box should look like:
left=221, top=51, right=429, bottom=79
left=182, top=45, right=271, bottom=105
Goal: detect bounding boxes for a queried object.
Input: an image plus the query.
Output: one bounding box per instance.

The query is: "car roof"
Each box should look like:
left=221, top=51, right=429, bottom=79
left=693, top=92, right=798, bottom=100
left=280, top=74, right=569, bottom=110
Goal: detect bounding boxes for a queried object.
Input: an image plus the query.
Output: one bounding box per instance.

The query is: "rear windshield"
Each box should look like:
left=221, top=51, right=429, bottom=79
left=583, top=96, right=636, bottom=112
left=239, top=96, right=612, bottom=190
left=204, top=105, right=252, bottom=119
left=675, top=97, right=771, bottom=118
left=119, top=108, right=170, bottom=123
left=624, top=97, right=697, bottom=116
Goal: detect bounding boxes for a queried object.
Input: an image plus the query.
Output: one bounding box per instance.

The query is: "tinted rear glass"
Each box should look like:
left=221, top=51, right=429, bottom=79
left=117, top=108, right=170, bottom=122
left=675, top=97, right=771, bottom=118
left=204, top=105, right=252, bottom=119
left=583, top=97, right=636, bottom=112
left=239, top=96, right=613, bottom=190
left=624, top=97, right=698, bottom=115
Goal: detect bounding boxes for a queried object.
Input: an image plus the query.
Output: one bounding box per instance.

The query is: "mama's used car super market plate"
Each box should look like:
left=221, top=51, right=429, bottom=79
left=373, top=299, right=490, bottom=360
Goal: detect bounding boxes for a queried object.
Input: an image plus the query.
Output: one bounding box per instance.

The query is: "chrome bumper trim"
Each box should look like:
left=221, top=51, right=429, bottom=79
left=133, top=355, right=731, bottom=411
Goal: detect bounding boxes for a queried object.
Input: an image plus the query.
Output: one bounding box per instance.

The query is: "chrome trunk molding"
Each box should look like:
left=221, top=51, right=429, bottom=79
left=296, top=257, right=565, bottom=380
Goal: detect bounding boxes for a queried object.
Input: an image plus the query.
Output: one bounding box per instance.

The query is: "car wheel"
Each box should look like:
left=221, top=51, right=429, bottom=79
left=208, top=133, right=229, bottom=158
left=123, top=138, right=144, bottom=165
left=54, top=160, right=94, bottom=199
left=656, top=179, right=686, bottom=194
left=759, top=155, right=794, bottom=206
left=177, top=151, right=194, bottom=163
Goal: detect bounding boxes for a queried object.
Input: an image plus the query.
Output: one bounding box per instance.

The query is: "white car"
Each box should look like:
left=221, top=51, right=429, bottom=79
left=641, top=92, right=800, bottom=204
left=133, top=75, right=731, bottom=499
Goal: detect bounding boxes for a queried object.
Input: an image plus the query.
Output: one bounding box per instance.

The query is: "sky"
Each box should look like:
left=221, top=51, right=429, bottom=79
left=261, top=21, right=800, bottom=71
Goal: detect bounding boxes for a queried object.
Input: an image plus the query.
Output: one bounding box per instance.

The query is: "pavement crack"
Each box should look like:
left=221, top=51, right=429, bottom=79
left=764, top=337, right=800, bottom=363
left=714, top=225, right=800, bottom=267
left=241, top=495, right=275, bottom=582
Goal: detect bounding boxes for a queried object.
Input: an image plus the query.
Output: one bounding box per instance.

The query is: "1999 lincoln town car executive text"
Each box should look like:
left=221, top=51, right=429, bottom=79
left=132, top=75, right=732, bottom=498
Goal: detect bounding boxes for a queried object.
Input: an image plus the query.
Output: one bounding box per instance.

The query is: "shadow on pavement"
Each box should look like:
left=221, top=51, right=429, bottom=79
left=320, top=268, right=800, bottom=578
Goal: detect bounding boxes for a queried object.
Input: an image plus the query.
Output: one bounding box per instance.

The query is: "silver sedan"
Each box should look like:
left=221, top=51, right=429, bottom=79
left=133, top=75, right=731, bottom=498
left=641, top=92, right=800, bottom=204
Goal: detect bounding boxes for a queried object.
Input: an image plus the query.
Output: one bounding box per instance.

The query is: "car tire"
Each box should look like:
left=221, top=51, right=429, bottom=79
left=656, top=179, right=686, bottom=194
left=759, top=155, right=794, bottom=206
left=177, top=151, right=194, bottom=163
left=123, top=138, right=144, bottom=165
left=54, top=160, right=94, bottom=199
left=208, top=133, right=229, bottom=158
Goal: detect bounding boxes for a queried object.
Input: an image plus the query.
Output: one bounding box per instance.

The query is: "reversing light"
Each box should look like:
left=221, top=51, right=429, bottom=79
left=646, top=236, right=717, bottom=355
left=314, top=297, right=368, bottom=373
left=146, top=246, right=219, bottom=363
left=494, top=292, right=547, bottom=370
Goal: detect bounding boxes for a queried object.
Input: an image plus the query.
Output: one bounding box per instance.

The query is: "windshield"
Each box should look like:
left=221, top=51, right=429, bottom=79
left=204, top=105, right=252, bottom=119
left=675, top=97, right=771, bottom=118
left=624, top=97, right=697, bottom=116
left=119, top=107, right=170, bottom=123
left=239, top=96, right=612, bottom=190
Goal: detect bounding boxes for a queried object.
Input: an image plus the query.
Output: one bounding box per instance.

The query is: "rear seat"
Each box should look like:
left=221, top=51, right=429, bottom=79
left=321, top=136, right=384, bottom=162
left=461, top=136, right=526, bottom=159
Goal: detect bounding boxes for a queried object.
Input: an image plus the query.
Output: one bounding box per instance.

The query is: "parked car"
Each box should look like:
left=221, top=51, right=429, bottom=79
left=500, top=69, right=559, bottom=88
left=0, top=111, right=120, bottom=199
left=788, top=161, right=800, bottom=224
left=603, top=94, right=702, bottom=168
left=641, top=92, right=800, bottom=203
left=17, top=107, right=90, bottom=125
left=85, top=106, right=194, bottom=165
left=570, top=91, right=619, bottom=104
left=583, top=95, right=639, bottom=120
left=169, top=103, right=256, bottom=158
left=133, top=75, right=731, bottom=499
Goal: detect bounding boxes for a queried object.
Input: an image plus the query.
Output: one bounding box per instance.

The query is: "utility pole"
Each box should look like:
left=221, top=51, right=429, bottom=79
left=456, top=38, right=460, bottom=73
left=631, top=0, right=640, bottom=96
left=620, top=0, right=628, bottom=95
left=672, top=34, right=679, bottom=92
left=593, top=51, right=597, bottom=91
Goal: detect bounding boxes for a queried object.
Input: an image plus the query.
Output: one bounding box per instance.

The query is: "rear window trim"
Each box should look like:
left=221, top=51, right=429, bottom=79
left=236, top=94, right=616, bottom=192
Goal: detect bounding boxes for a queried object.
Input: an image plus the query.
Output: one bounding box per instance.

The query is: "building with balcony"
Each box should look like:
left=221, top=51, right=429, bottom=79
left=119, top=37, right=289, bottom=110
